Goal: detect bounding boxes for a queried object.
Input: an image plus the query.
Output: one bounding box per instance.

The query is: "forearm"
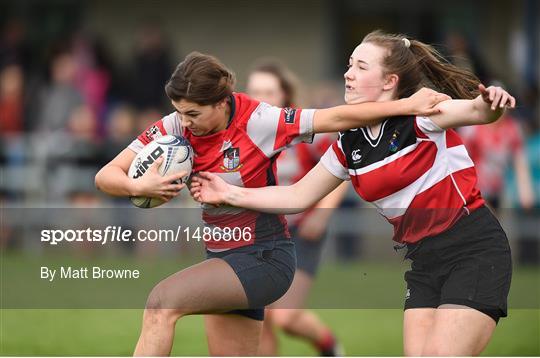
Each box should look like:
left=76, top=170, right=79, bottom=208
left=223, top=163, right=342, bottom=214
left=313, top=99, right=412, bottom=133
left=310, top=181, right=349, bottom=220
left=514, top=152, right=535, bottom=203
left=95, top=165, right=138, bottom=197
left=225, top=185, right=310, bottom=214
left=472, top=96, right=504, bottom=124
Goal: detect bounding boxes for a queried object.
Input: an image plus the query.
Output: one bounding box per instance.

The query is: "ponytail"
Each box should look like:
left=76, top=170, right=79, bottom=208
left=362, top=30, right=480, bottom=99
left=409, top=40, right=479, bottom=99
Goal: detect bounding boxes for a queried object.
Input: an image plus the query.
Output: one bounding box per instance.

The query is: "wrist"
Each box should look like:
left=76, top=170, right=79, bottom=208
left=397, top=98, right=413, bottom=115
left=127, top=178, right=141, bottom=197
left=223, top=184, right=240, bottom=205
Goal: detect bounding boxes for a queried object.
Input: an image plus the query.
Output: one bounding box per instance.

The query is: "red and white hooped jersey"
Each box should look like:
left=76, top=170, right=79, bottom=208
left=320, top=115, right=485, bottom=244
left=129, top=92, right=315, bottom=250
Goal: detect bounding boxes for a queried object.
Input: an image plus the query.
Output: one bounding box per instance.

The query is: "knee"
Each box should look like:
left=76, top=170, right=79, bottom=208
left=143, top=284, right=184, bottom=325
left=272, top=309, right=300, bottom=331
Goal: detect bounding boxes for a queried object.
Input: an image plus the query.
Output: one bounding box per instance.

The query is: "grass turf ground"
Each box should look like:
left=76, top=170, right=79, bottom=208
left=1, top=309, right=538, bottom=355
left=1, top=255, right=539, bottom=355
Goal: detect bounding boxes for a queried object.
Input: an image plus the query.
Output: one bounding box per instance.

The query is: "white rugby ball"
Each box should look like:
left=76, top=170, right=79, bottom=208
left=128, top=135, right=193, bottom=208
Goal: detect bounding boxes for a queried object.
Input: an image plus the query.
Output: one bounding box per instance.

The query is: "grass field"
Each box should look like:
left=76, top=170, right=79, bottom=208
left=1, top=254, right=539, bottom=355
left=1, top=309, right=538, bottom=355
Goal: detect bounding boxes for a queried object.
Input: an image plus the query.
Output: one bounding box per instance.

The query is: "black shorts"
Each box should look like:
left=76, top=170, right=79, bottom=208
left=403, top=206, right=512, bottom=323
left=290, top=225, right=327, bottom=277
left=206, top=236, right=296, bottom=321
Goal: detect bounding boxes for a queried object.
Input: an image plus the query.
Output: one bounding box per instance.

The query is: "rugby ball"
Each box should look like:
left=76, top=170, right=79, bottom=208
left=128, top=135, right=193, bottom=208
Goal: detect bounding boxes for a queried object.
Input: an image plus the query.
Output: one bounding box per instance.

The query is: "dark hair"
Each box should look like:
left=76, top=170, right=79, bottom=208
left=248, top=59, right=299, bottom=107
left=165, top=51, right=235, bottom=105
left=362, top=30, right=480, bottom=99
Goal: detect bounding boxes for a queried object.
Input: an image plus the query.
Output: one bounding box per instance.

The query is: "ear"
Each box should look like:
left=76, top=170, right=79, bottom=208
left=214, top=97, right=229, bottom=110
left=383, top=73, right=399, bottom=92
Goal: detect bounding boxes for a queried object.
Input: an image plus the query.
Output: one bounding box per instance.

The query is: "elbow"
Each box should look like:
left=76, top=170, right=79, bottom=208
left=94, top=170, right=103, bottom=192
left=94, top=167, right=106, bottom=192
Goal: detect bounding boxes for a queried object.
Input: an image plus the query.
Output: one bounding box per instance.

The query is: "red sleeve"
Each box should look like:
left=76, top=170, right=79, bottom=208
left=137, top=120, right=167, bottom=146
left=245, top=100, right=315, bottom=158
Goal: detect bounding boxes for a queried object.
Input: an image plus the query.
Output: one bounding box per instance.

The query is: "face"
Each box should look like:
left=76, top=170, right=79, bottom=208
left=344, top=42, right=395, bottom=104
left=172, top=99, right=228, bottom=136
left=246, top=71, right=286, bottom=107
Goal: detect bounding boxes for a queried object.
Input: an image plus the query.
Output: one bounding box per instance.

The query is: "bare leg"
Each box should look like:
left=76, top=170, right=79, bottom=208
left=134, top=258, right=249, bottom=356
left=264, top=270, right=338, bottom=354
left=204, top=314, right=263, bottom=356
left=403, top=308, right=436, bottom=356
left=257, top=310, right=278, bottom=356
left=421, top=304, right=496, bottom=356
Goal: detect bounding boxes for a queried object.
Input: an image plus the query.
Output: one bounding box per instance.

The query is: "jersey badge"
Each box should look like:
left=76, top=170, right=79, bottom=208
left=144, top=125, right=162, bottom=142
left=220, top=147, right=243, bottom=172
left=283, top=108, right=296, bottom=124
left=389, top=130, right=400, bottom=152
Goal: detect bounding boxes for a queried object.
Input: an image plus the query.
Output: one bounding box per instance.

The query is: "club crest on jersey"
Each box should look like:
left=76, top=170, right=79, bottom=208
left=144, top=125, right=162, bottom=141
left=389, top=130, right=400, bottom=152
left=220, top=147, right=243, bottom=172
left=283, top=108, right=296, bottom=124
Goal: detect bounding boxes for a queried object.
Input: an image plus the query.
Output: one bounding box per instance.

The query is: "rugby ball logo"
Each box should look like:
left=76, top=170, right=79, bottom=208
left=128, top=135, right=194, bottom=208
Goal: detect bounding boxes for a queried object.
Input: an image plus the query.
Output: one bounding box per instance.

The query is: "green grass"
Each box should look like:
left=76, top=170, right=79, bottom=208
left=0, top=309, right=538, bottom=356
left=1, top=254, right=538, bottom=355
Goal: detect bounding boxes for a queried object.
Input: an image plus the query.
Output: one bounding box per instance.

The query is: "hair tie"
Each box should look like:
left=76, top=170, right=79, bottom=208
left=402, top=38, right=411, bottom=48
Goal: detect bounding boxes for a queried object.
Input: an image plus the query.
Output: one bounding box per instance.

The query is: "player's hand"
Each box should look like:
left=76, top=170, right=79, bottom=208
left=297, top=210, right=330, bottom=241
left=478, top=84, right=516, bottom=110
left=407, top=87, right=451, bottom=116
left=190, top=172, right=230, bottom=205
left=130, top=156, right=187, bottom=202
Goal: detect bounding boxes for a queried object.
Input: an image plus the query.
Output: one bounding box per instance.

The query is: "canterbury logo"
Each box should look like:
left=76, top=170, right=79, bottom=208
left=352, top=149, right=362, bottom=161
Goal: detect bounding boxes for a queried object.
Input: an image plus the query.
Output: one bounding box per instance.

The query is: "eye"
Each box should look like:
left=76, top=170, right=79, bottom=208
left=346, top=64, right=352, bottom=69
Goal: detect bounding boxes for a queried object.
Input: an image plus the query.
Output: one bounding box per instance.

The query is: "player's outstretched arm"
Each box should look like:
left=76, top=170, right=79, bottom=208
left=190, top=163, right=343, bottom=214
left=95, top=148, right=186, bottom=202
left=313, top=87, right=450, bottom=133
left=429, top=84, right=516, bottom=130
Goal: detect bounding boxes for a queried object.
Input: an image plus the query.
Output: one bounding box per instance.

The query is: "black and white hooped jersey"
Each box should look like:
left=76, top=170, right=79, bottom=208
left=320, top=115, right=485, bottom=244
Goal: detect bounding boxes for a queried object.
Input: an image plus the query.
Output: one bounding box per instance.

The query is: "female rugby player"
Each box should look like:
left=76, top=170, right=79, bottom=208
left=191, top=32, right=516, bottom=356
left=95, top=51, right=447, bottom=356
left=246, top=60, right=346, bottom=356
